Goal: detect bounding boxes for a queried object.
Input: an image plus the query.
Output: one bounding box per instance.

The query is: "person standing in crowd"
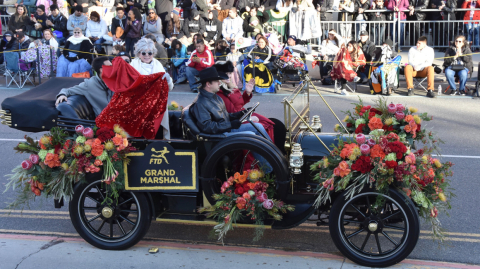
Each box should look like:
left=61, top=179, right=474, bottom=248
left=195, top=0, right=210, bottom=17
left=243, top=6, right=269, bottom=38
left=331, top=40, right=366, bottom=95
left=184, top=10, right=207, bottom=43
left=165, top=9, right=184, bottom=45
left=338, top=0, right=355, bottom=40
left=211, top=0, right=234, bottom=21
left=313, top=0, right=333, bottom=41
left=86, top=11, right=107, bottom=54
left=222, top=8, right=244, bottom=44
left=155, top=0, right=173, bottom=36
left=71, top=0, right=92, bottom=12
left=186, top=38, right=215, bottom=92
left=124, top=7, right=142, bottom=57
left=204, top=10, right=223, bottom=47
left=462, top=0, right=480, bottom=50
left=356, top=30, right=375, bottom=83
left=67, top=5, right=87, bottom=36
left=46, top=4, right=68, bottom=45
left=8, top=5, right=29, bottom=33
left=144, top=9, right=165, bottom=44
left=354, top=0, right=370, bottom=39
left=439, top=0, right=457, bottom=51
left=29, top=5, right=48, bottom=38
left=369, top=0, right=387, bottom=44
left=176, top=0, right=193, bottom=20
left=276, top=0, right=293, bottom=11
left=171, top=39, right=188, bottom=84
left=237, top=0, right=260, bottom=13
left=426, top=0, right=443, bottom=48
left=56, top=27, right=93, bottom=77
left=318, top=29, right=343, bottom=78
left=144, top=34, right=169, bottom=67
left=407, top=0, right=428, bottom=46
left=444, top=35, right=473, bottom=95
left=405, top=36, right=435, bottom=97
left=386, top=0, right=409, bottom=48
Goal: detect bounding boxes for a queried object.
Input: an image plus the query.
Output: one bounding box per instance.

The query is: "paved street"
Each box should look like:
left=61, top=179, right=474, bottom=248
left=1, top=49, right=480, bottom=268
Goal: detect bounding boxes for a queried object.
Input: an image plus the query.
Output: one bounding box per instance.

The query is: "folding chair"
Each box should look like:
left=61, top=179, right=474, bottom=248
left=334, top=66, right=362, bottom=93
left=4, top=52, right=22, bottom=88
left=18, top=59, right=37, bottom=88
left=413, top=77, right=428, bottom=92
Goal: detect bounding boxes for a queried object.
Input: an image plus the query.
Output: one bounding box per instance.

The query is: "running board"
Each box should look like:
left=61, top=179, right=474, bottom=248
left=156, top=214, right=274, bottom=229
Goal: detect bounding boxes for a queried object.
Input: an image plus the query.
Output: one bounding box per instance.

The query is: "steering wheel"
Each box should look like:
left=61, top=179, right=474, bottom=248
left=239, top=102, right=260, bottom=123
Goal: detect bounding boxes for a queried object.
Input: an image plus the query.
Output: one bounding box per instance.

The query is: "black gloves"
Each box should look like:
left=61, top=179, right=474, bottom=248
left=230, top=109, right=246, bottom=120
left=230, top=120, right=242, bottom=129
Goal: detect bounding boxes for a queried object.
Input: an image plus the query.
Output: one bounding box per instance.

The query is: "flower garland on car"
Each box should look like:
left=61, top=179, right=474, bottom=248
left=313, top=98, right=454, bottom=241
left=5, top=125, right=135, bottom=209
left=199, top=169, right=295, bottom=243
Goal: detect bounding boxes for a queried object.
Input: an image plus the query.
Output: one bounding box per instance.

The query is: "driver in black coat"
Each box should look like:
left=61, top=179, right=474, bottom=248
left=190, top=67, right=270, bottom=138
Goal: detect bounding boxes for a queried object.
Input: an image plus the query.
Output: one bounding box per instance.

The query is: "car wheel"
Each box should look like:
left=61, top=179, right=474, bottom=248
left=69, top=179, right=152, bottom=250
left=329, top=188, right=420, bottom=267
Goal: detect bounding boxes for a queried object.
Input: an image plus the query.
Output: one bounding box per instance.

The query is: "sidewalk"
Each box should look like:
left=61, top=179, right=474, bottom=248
left=1, top=234, right=478, bottom=269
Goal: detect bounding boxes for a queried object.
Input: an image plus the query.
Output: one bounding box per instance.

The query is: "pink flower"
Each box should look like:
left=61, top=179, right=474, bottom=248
left=21, top=159, right=33, bottom=170
left=356, top=133, right=366, bottom=144
left=396, top=104, right=405, bottom=112
left=257, top=192, right=268, bottom=203
left=75, top=125, right=85, bottom=135
left=388, top=103, right=397, bottom=114
left=224, top=214, right=231, bottom=224
left=82, top=127, right=94, bottom=139
left=322, top=178, right=334, bottom=191
left=262, top=199, right=274, bottom=209
left=29, top=154, right=40, bottom=164
left=405, top=153, right=416, bottom=164
left=243, top=192, right=251, bottom=200
left=360, top=144, right=370, bottom=155
left=395, top=111, right=405, bottom=121
left=367, top=139, right=376, bottom=147
left=222, top=181, right=230, bottom=190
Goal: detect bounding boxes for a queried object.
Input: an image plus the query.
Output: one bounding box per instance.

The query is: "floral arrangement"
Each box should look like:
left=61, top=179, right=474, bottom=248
left=5, top=125, right=135, bottom=209
left=199, top=169, right=294, bottom=243
left=167, top=101, right=183, bottom=111
left=314, top=98, right=454, bottom=241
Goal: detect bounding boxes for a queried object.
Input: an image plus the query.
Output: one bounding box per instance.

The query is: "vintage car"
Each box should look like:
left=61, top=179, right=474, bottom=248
left=1, top=76, right=420, bottom=268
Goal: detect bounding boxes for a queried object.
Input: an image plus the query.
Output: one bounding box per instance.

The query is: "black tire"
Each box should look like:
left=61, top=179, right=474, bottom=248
left=201, top=135, right=290, bottom=204
left=329, top=188, right=420, bottom=267
left=69, top=179, right=152, bottom=250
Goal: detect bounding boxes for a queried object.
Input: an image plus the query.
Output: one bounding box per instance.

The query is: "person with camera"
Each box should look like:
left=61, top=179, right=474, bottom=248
left=443, top=35, right=473, bottom=96
left=186, top=38, right=215, bottom=92
left=405, top=36, right=436, bottom=97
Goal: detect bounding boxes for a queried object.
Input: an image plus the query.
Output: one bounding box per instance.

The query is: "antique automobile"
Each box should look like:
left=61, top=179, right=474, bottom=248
left=1, top=75, right=420, bottom=268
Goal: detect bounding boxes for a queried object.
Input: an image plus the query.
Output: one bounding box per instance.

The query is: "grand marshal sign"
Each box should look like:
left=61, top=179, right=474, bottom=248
left=124, top=142, right=198, bottom=191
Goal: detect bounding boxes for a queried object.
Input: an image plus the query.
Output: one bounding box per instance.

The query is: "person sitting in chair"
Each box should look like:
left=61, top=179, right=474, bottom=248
left=55, top=56, right=113, bottom=117
left=444, top=35, right=473, bottom=96
left=405, top=36, right=436, bottom=98
left=190, top=66, right=270, bottom=139
left=56, top=27, right=94, bottom=77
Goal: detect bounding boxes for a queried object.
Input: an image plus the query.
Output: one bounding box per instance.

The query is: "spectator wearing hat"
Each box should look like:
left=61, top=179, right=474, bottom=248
left=16, top=31, right=32, bottom=55
left=28, top=5, right=48, bottom=38
left=204, top=10, right=223, bottom=46
left=116, top=51, right=132, bottom=63
left=86, top=11, right=108, bottom=54
left=237, top=0, right=260, bottom=13
left=280, top=35, right=312, bottom=61
left=186, top=38, right=215, bottom=92
left=46, top=4, right=68, bottom=45
left=184, top=10, right=207, bottom=44
left=357, top=31, right=375, bottom=83
left=242, top=6, right=269, bottom=38
left=405, top=36, right=436, bottom=98
left=67, top=5, right=88, bottom=36
left=222, top=8, right=243, bottom=44
left=144, top=33, right=169, bottom=67
left=0, top=32, right=19, bottom=64
left=369, top=0, right=387, bottom=44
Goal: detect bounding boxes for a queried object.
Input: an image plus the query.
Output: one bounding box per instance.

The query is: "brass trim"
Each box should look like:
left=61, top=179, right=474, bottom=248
left=155, top=218, right=272, bottom=229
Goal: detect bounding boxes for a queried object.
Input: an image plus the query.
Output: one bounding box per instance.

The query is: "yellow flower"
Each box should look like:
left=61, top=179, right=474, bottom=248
left=434, top=159, right=442, bottom=168
left=334, top=124, right=340, bottom=132
left=61, top=163, right=69, bottom=170
left=113, top=124, right=123, bottom=134
left=422, top=155, right=428, bottom=164
left=120, top=131, right=128, bottom=138
left=438, top=192, right=447, bottom=202
left=409, top=107, right=418, bottom=113
left=84, top=144, right=92, bottom=152
left=384, top=117, right=393, bottom=126
left=323, top=158, right=329, bottom=168
left=58, top=151, right=65, bottom=160
left=348, top=147, right=361, bottom=161
left=105, top=141, right=115, bottom=151
left=343, top=115, right=349, bottom=122
left=248, top=169, right=261, bottom=182
left=171, top=101, right=179, bottom=108
left=413, top=115, right=421, bottom=124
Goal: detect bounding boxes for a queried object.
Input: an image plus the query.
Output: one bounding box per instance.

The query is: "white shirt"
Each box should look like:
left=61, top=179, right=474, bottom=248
left=408, top=45, right=434, bottom=71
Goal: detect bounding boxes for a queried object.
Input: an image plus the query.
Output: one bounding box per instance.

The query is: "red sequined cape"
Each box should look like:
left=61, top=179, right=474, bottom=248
left=96, top=57, right=169, bottom=139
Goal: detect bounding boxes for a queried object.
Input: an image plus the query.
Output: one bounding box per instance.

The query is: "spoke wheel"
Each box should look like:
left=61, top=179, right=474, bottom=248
left=69, top=179, right=152, bottom=250
left=329, top=189, right=420, bottom=268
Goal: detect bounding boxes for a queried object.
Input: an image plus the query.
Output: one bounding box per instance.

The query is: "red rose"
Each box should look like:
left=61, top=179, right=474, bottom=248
left=387, top=141, right=407, bottom=160
left=385, top=160, right=398, bottom=169
left=370, top=108, right=382, bottom=115
left=351, top=156, right=374, bottom=173
left=96, top=128, right=115, bottom=142
left=234, top=186, right=244, bottom=195
left=368, top=111, right=376, bottom=120
left=382, top=124, right=394, bottom=132
left=347, top=123, right=353, bottom=128
left=416, top=124, right=421, bottom=132
left=355, top=124, right=366, bottom=134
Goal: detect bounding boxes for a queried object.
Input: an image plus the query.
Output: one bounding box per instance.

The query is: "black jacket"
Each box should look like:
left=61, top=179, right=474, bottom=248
left=18, top=37, right=32, bottom=52
left=111, top=15, right=128, bottom=39
left=47, top=13, right=68, bottom=38
left=204, top=17, right=222, bottom=41
left=243, top=10, right=270, bottom=33
left=354, top=0, right=370, bottom=21
left=237, top=0, right=260, bottom=13
left=62, top=39, right=94, bottom=62
left=183, top=17, right=206, bottom=36
left=441, top=0, right=456, bottom=20
left=219, top=0, right=234, bottom=10
left=358, top=40, right=376, bottom=62
left=369, top=6, right=387, bottom=21
left=427, top=0, right=442, bottom=20
left=195, top=0, right=209, bottom=16
left=409, top=0, right=428, bottom=21
left=312, top=0, right=333, bottom=21
left=7, top=15, right=29, bottom=32
left=191, top=89, right=238, bottom=134
left=0, top=37, right=18, bottom=53
left=443, top=46, right=473, bottom=72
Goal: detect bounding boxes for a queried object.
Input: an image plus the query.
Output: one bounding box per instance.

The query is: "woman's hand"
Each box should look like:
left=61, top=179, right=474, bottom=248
left=245, top=78, right=255, bottom=95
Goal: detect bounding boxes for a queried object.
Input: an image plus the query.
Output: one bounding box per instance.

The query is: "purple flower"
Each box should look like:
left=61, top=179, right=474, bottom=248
left=262, top=199, right=274, bottom=210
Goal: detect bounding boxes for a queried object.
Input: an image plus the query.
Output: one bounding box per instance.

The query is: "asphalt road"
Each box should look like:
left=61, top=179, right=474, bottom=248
left=0, top=81, right=479, bottom=266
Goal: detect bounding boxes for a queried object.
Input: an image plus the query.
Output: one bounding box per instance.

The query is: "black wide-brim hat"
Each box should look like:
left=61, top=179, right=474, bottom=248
left=197, top=67, right=228, bottom=84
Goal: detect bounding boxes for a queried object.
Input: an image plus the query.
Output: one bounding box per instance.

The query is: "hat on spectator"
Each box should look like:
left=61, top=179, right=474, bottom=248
left=4, top=31, right=13, bottom=37
left=116, top=51, right=131, bottom=62
left=213, top=61, right=234, bottom=74
left=288, top=35, right=297, bottom=42
left=383, top=38, right=394, bottom=48
left=360, top=31, right=369, bottom=36
left=172, top=7, right=181, bottom=16
left=37, top=4, right=45, bottom=12
left=197, top=67, right=228, bottom=84
left=74, top=5, right=83, bottom=12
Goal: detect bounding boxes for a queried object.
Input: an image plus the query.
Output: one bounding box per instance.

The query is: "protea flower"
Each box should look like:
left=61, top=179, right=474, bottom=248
left=355, top=133, right=366, bottom=144
left=105, top=141, right=115, bottom=151
left=395, top=111, right=405, bottom=121
left=262, top=199, right=274, bottom=210
left=29, top=154, right=40, bottom=164
left=360, top=144, right=370, bottom=155
left=21, top=159, right=33, bottom=170
left=396, top=104, right=405, bottom=112
left=75, top=125, right=85, bottom=135
left=82, top=128, right=94, bottom=139
left=367, top=139, right=376, bottom=147
left=257, top=192, right=268, bottom=203
left=388, top=103, right=397, bottom=114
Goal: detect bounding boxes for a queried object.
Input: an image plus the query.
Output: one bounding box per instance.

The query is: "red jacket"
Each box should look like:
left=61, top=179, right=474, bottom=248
left=216, top=88, right=252, bottom=113
left=462, top=0, right=480, bottom=24
left=186, top=48, right=214, bottom=71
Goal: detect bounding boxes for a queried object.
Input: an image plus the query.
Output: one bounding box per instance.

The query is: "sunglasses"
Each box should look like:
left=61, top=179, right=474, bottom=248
left=74, top=31, right=81, bottom=34
left=455, top=40, right=463, bottom=43
left=148, top=12, right=155, bottom=14
left=141, top=52, right=153, bottom=56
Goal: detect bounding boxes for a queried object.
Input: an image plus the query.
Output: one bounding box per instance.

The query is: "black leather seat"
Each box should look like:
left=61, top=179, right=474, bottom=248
left=56, top=95, right=96, bottom=120
left=181, top=108, right=226, bottom=141
left=168, top=110, right=184, bottom=139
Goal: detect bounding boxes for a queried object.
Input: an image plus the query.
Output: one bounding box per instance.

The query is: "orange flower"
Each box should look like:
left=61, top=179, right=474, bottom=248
left=234, top=172, right=240, bottom=181
left=238, top=171, right=248, bottom=184
left=247, top=182, right=257, bottom=190
left=91, top=144, right=104, bottom=157
left=112, top=134, right=123, bottom=146
left=368, top=117, right=383, bottom=130
left=93, top=138, right=102, bottom=146
left=370, top=144, right=386, bottom=160
left=405, top=115, right=414, bottom=122
left=85, top=139, right=94, bottom=146
left=44, top=153, right=61, bottom=168
left=122, top=138, right=128, bottom=147
left=340, top=144, right=358, bottom=159
left=404, top=125, right=412, bottom=133
left=337, top=161, right=351, bottom=177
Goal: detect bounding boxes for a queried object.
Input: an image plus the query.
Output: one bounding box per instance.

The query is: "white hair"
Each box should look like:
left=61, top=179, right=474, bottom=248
left=134, top=38, right=157, bottom=57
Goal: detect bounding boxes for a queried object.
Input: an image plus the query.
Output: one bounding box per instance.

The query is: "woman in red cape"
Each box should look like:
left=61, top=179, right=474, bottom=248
left=331, top=41, right=366, bottom=95
left=96, top=57, right=169, bottom=139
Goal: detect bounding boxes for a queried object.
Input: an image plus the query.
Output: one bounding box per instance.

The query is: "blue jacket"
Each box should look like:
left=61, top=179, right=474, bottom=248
left=173, top=44, right=187, bottom=67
